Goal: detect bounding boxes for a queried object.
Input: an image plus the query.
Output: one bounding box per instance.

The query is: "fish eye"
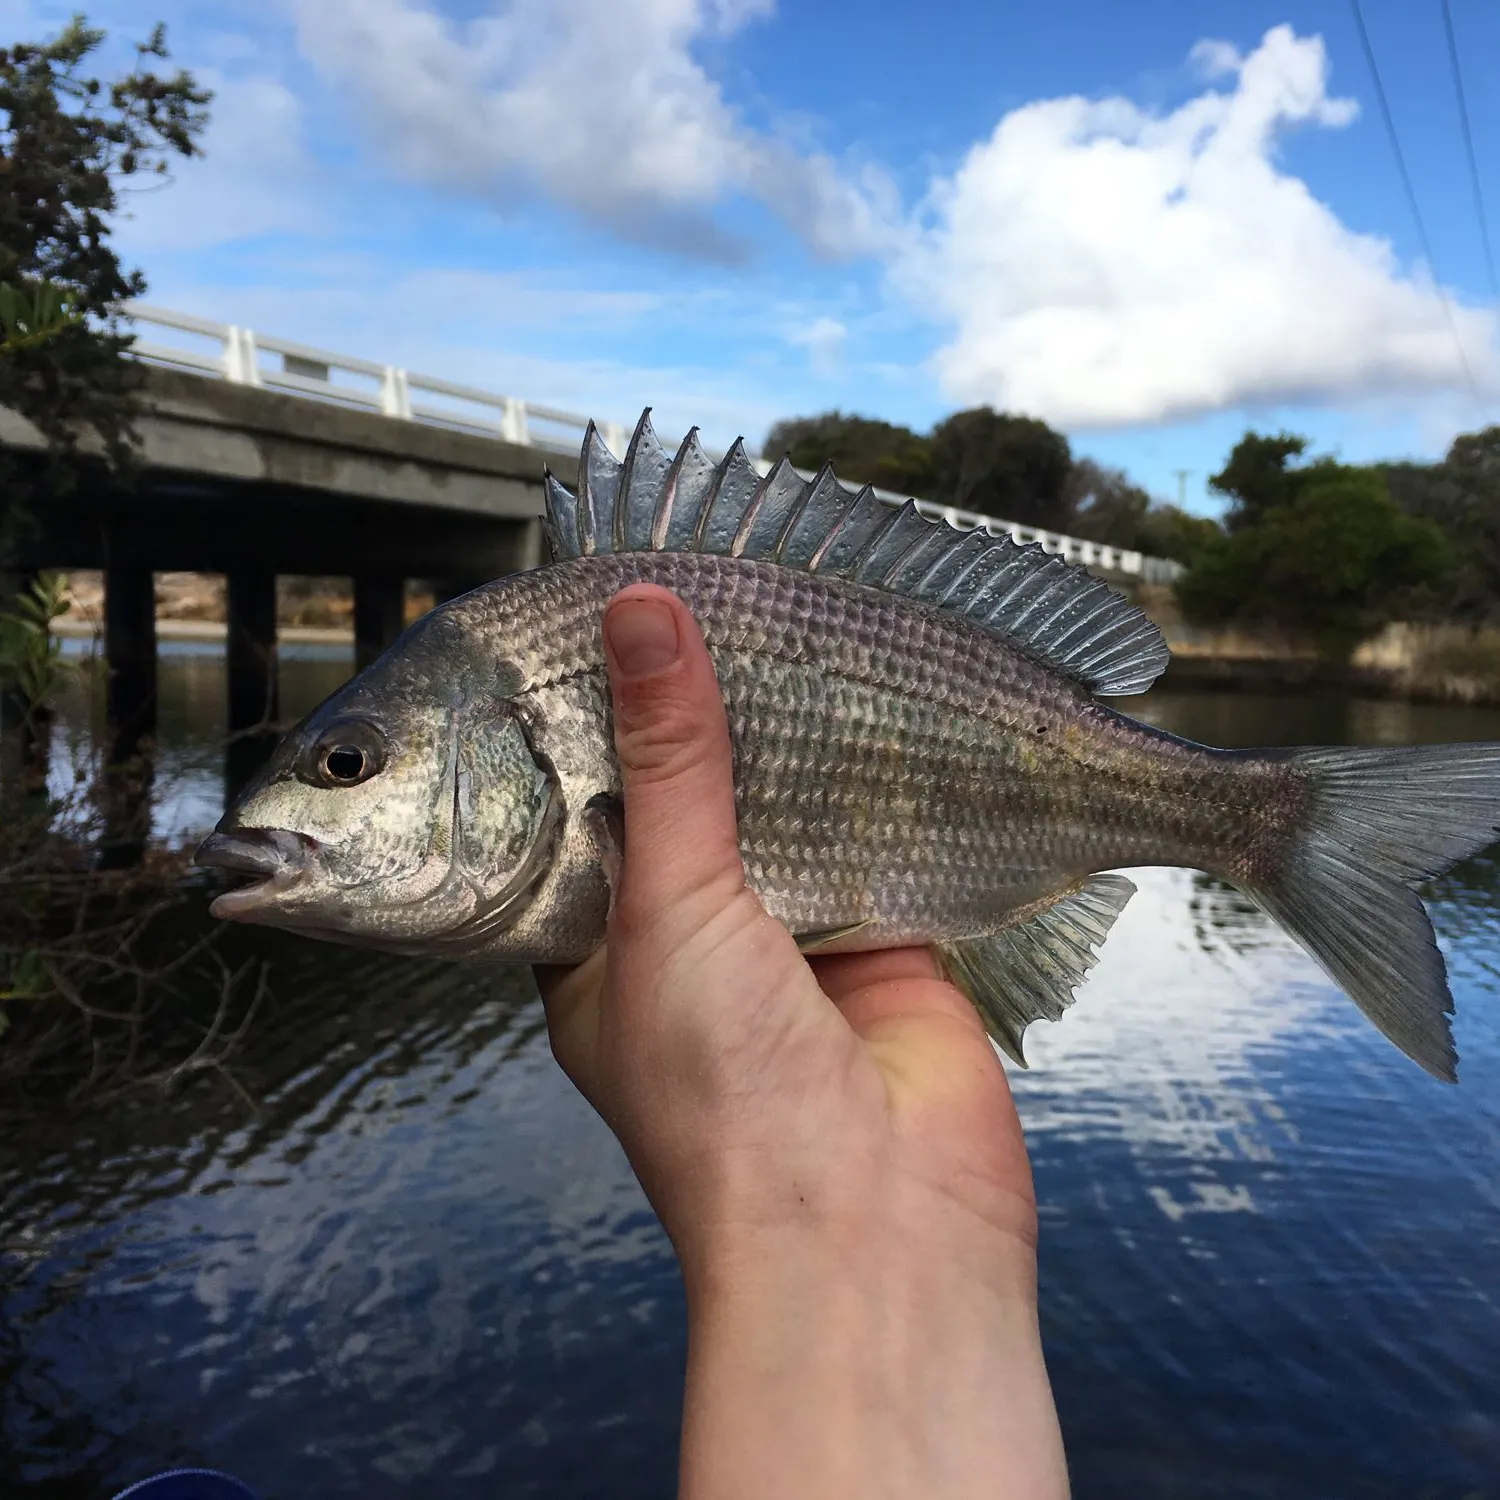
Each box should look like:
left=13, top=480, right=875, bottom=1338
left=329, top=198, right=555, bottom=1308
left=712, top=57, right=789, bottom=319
left=300, top=720, right=386, bottom=789
left=324, top=745, right=368, bottom=783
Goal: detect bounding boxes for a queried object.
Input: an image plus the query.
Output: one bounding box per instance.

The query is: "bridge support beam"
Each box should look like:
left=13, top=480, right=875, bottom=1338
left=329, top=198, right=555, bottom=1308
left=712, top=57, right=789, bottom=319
left=225, top=569, right=279, bottom=799
left=226, top=570, right=279, bottom=734
left=104, top=560, right=158, bottom=762
left=100, top=559, right=157, bottom=867
left=431, top=577, right=492, bottom=606
left=354, top=575, right=406, bottom=672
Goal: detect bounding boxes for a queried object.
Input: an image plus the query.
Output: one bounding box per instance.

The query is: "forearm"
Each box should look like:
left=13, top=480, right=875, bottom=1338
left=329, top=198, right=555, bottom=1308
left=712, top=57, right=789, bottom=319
left=678, top=1211, right=1069, bottom=1500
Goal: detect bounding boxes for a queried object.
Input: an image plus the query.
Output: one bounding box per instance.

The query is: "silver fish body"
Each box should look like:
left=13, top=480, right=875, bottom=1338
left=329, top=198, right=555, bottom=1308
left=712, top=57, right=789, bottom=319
left=450, top=550, right=1280, bottom=957
left=199, top=413, right=1500, bottom=1079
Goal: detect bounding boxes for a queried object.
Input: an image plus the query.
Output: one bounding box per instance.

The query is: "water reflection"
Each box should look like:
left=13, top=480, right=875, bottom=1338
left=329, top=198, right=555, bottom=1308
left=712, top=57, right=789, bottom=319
left=51, top=638, right=357, bottom=844
left=1185, top=874, right=1279, bottom=962
left=1121, top=684, right=1500, bottom=751
left=3, top=659, right=1499, bottom=1498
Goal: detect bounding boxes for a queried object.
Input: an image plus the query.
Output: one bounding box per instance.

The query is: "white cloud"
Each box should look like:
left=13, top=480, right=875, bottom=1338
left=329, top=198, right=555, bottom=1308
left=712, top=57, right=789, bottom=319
left=898, top=25, right=1500, bottom=428
left=113, top=69, right=325, bottom=255
left=788, top=315, right=846, bottom=375
left=289, top=0, right=894, bottom=261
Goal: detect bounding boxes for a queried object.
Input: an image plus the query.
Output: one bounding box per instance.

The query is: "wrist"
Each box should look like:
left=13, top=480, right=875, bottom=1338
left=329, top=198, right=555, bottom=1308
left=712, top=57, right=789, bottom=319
left=667, top=1135, right=1041, bottom=1310
left=676, top=1187, right=1067, bottom=1500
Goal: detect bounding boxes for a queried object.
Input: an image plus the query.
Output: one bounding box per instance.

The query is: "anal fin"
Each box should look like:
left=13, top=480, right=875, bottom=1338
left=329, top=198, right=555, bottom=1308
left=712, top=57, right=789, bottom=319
left=938, top=873, right=1136, bottom=1066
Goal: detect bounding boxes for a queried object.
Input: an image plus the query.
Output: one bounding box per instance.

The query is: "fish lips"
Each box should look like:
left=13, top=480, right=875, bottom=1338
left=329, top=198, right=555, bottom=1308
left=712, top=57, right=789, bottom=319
left=195, top=827, right=315, bottom=919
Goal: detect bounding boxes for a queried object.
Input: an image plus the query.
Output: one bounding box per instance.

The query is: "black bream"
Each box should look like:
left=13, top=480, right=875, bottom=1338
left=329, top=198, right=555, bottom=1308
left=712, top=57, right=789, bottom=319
left=196, top=413, right=1500, bottom=1080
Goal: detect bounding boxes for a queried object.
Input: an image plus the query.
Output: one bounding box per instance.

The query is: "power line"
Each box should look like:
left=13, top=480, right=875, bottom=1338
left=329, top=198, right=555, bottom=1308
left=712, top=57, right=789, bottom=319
left=1348, top=0, right=1480, bottom=396
left=1441, top=0, right=1500, bottom=305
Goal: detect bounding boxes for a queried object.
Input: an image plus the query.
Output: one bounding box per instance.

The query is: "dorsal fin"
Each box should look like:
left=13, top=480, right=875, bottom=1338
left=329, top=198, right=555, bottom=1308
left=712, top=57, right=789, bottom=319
left=542, top=410, right=1169, bottom=696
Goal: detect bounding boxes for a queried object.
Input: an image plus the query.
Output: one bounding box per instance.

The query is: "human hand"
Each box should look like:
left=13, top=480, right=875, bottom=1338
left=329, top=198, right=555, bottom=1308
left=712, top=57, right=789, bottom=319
left=537, top=584, right=1068, bottom=1500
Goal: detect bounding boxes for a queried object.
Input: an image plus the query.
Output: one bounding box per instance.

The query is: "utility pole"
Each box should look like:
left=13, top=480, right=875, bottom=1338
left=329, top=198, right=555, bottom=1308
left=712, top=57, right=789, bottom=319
left=1172, top=469, right=1193, bottom=509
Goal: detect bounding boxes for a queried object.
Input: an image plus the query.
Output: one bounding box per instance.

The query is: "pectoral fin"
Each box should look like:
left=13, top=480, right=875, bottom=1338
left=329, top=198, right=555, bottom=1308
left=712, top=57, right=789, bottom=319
left=795, top=919, right=877, bottom=954
left=582, top=792, right=625, bottom=911
left=938, top=873, right=1136, bottom=1067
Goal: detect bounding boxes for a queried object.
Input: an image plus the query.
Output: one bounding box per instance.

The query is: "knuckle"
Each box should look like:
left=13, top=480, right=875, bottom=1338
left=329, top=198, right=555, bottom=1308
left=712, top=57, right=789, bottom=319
left=614, top=676, right=709, bottom=781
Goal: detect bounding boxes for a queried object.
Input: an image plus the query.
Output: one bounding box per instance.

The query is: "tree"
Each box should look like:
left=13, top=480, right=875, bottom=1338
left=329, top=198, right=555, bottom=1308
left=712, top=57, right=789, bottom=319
left=929, top=408, right=1073, bottom=529
left=1447, top=424, right=1500, bottom=486
left=0, top=16, right=210, bottom=559
left=1176, top=464, right=1451, bottom=656
left=762, top=411, right=935, bottom=496
left=1384, top=425, right=1500, bottom=624
left=0, top=21, right=216, bottom=1091
left=1060, top=459, right=1225, bottom=565
left=1133, top=504, right=1223, bottom=567
left=1062, top=459, right=1150, bottom=547
left=1209, top=431, right=1309, bottom=532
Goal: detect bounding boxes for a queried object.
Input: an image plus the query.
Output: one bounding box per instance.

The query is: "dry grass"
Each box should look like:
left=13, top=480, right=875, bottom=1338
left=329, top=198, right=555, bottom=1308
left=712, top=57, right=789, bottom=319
left=0, top=732, right=265, bottom=1116
left=59, top=571, right=435, bottom=634
left=1130, top=583, right=1318, bottom=660
left=1126, top=585, right=1500, bottom=704
left=1353, top=623, right=1500, bottom=705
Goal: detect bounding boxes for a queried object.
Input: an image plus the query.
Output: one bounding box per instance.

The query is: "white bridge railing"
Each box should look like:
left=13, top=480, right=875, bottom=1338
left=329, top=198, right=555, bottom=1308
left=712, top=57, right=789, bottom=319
left=122, top=302, right=1183, bottom=584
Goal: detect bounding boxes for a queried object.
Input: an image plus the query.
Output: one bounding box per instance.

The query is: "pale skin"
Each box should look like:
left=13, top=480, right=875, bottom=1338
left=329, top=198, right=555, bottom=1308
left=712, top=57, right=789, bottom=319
left=537, top=584, right=1069, bottom=1500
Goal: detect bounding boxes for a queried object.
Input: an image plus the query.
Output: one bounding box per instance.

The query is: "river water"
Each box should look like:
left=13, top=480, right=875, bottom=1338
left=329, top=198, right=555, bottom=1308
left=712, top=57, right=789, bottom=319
left=3, top=643, right=1500, bottom=1499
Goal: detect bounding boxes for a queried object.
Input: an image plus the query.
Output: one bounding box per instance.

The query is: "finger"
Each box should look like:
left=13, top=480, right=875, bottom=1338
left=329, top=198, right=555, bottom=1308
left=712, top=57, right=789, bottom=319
left=534, top=950, right=608, bottom=1093
left=602, top=585, right=745, bottom=915
left=811, top=947, right=989, bottom=1035
left=808, top=946, right=941, bottom=1001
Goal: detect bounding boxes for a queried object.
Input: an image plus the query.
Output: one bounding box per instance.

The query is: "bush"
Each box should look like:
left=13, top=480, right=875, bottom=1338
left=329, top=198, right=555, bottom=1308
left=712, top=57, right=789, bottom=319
left=1175, top=466, right=1452, bottom=658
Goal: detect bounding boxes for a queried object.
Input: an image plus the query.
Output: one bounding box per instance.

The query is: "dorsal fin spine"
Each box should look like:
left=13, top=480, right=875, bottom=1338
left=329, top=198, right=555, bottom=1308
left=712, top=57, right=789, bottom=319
left=808, top=486, right=864, bottom=571
left=873, top=507, right=935, bottom=588
left=882, top=523, right=943, bottom=590
left=617, top=411, right=653, bottom=554
left=771, top=468, right=820, bottom=563
left=576, top=422, right=598, bottom=556
left=541, top=408, right=1171, bottom=697
left=840, top=487, right=896, bottom=575
left=1033, top=589, right=1101, bottom=644
left=1000, top=572, right=1065, bottom=633
left=934, top=542, right=991, bottom=607
left=732, top=458, right=788, bottom=558
left=654, top=428, right=697, bottom=550
left=915, top=530, right=981, bottom=598
left=694, top=444, right=736, bottom=551
left=1042, top=596, right=1119, bottom=655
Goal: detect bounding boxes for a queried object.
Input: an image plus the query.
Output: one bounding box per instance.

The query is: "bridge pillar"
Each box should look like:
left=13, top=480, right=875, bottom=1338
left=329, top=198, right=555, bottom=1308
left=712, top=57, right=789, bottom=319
left=353, top=575, right=406, bottom=671
left=100, top=558, right=157, bottom=867
left=103, top=561, right=158, bottom=762
left=225, top=569, right=279, bottom=799
left=226, top=570, right=279, bottom=733
left=431, top=577, right=492, bottom=606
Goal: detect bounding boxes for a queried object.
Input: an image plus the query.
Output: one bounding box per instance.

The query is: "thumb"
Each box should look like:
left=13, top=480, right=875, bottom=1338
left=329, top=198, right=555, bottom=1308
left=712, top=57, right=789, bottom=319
left=602, top=585, right=746, bottom=921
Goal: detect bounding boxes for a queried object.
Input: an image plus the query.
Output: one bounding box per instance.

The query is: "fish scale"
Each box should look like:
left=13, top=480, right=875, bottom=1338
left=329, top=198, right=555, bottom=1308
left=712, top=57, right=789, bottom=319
left=198, top=411, right=1500, bottom=1078
left=495, top=550, right=1271, bottom=947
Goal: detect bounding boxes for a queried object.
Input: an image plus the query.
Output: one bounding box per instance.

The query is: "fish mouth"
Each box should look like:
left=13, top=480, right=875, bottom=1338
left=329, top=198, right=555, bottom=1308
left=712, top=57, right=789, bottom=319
left=195, top=828, right=313, bottom=918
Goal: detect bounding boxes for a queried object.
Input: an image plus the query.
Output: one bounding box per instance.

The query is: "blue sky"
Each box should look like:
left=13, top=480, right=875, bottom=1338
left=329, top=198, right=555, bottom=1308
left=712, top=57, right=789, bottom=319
left=6, top=0, right=1500, bottom=516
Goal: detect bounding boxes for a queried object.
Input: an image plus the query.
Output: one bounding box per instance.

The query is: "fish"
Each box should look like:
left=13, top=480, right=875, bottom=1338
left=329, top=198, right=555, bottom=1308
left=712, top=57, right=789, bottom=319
left=195, top=411, right=1500, bottom=1081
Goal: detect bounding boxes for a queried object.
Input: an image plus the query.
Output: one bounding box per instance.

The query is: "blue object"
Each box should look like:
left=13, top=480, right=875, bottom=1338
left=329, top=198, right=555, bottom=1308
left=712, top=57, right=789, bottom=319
left=111, top=1470, right=260, bottom=1500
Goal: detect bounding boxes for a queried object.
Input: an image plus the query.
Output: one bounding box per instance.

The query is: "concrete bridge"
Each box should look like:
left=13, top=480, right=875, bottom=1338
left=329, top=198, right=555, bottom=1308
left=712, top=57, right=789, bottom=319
left=2, top=303, right=1183, bottom=797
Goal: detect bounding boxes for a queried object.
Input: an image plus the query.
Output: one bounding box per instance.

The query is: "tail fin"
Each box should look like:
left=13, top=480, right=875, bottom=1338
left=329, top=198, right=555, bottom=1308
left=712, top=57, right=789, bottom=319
left=1249, top=745, right=1500, bottom=1082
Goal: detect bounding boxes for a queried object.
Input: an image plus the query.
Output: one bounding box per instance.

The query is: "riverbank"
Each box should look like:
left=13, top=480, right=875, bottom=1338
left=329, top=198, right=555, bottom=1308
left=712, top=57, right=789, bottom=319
left=1157, top=651, right=1500, bottom=707
left=51, top=617, right=356, bottom=646
left=1131, top=585, right=1500, bottom=709
left=48, top=571, right=1500, bottom=708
